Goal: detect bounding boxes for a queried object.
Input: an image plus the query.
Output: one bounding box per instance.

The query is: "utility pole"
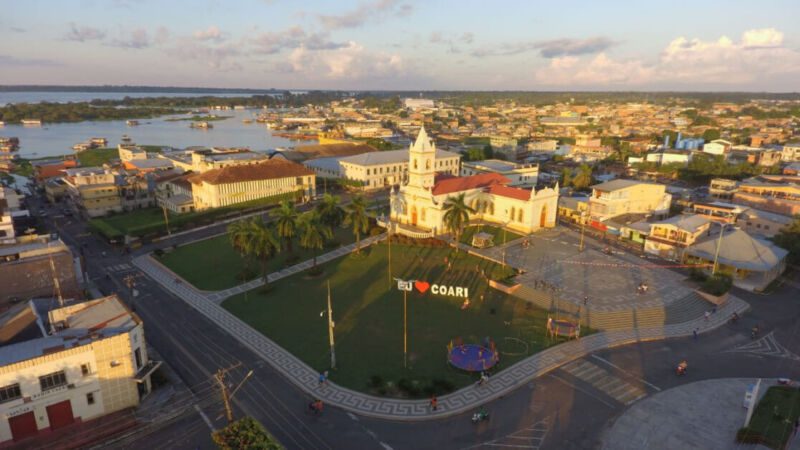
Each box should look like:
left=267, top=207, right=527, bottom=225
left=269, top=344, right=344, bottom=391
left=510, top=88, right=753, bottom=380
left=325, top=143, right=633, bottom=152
left=712, top=223, right=728, bottom=276
left=162, top=205, right=171, bottom=236
left=403, top=288, right=408, bottom=369
left=579, top=212, right=587, bottom=252
left=214, top=363, right=242, bottom=424
left=327, top=281, right=336, bottom=369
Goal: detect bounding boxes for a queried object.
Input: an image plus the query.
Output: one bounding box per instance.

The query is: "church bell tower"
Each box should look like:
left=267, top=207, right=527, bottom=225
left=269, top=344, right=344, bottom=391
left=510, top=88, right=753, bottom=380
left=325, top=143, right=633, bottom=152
left=408, top=127, right=436, bottom=189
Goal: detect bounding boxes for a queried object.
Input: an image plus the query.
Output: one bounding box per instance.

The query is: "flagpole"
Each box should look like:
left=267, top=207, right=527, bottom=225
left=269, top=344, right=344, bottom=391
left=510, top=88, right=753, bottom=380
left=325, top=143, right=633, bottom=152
left=327, top=281, right=336, bottom=369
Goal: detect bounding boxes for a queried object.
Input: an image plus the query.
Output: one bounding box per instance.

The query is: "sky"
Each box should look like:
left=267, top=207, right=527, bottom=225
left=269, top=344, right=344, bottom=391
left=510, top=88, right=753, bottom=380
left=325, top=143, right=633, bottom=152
left=1, top=0, right=800, bottom=91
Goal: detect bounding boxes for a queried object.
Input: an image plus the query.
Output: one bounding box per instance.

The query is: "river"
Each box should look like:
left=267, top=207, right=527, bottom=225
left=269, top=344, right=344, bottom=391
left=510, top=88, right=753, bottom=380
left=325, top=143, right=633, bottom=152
left=0, top=91, right=318, bottom=158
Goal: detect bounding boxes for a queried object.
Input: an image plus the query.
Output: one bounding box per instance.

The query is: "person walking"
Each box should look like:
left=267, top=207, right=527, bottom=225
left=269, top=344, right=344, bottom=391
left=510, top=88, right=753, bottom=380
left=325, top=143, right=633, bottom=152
left=318, top=371, right=329, bottom=386
left=693, top=328, right=698, bottom=340
left=430, top=395, right=438, bottom=411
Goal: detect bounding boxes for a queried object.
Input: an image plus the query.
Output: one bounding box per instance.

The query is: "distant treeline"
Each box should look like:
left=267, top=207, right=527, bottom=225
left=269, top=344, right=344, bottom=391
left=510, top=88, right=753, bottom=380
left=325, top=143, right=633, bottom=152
left=0, top=85, right=284, bottom=94
left=0, top=102, right=183, bottom=124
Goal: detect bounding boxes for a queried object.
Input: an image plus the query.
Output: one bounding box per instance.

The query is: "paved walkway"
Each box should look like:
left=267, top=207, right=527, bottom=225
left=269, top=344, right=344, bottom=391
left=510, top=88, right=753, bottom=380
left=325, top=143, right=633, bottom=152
left=134, top=247, right=750, bottom=421
left=601, top=378, right=780, bottom=450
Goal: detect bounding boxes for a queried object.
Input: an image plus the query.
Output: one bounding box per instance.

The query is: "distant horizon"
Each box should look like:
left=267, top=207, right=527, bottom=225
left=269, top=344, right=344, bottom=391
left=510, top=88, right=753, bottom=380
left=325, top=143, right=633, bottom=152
left=2, top=84, right=800, bottom=95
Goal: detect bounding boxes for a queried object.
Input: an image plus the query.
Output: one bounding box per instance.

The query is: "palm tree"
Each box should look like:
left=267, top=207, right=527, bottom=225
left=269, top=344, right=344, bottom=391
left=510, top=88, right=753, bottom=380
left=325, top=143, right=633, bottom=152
left=228, top=218, right=258, bottom=275
left=298, top=211, right=333, bottom=269
left=343, top=194, right=370, bottom=254
left=273, top=200, right=299, bottom=253
left=250, top=218, right=280, bottom=286
left=442, top=193, right=476, bottom=251
left=315, top=193, right=345, bottom=229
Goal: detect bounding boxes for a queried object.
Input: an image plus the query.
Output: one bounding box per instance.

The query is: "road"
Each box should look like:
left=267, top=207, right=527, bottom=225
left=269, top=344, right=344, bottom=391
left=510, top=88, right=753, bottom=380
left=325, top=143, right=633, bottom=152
left=28, top=190, right=800, bottom=450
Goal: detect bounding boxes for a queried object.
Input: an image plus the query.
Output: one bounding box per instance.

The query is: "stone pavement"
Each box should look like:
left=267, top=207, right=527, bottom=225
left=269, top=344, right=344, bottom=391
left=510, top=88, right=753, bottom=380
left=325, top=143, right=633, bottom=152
left=601, top=378, right=780, bottom=450
left=134, top=247, right=750, bottom=421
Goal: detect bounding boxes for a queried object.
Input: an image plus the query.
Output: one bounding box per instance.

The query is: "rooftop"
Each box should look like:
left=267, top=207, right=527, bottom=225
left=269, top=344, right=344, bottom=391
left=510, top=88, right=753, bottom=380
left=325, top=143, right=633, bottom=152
left=686, top=229, right=789, bottom=272
left=189, top=159, right=313, bottom=185
left=653, top=214, right=710, bottom=232
left=592, top=179, right=660, bottom=192
left=339, top=148, right=459, bottom=166
left=432, top=173, right=509, bottom=196
left=463, top=159, right=526, bottom=172
left=487, top=184, right=532, bottom=201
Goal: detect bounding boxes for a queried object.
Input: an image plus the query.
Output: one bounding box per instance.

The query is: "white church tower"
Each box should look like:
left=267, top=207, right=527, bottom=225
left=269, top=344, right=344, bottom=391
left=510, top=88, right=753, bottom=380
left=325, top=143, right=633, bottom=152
left=407, top=127, right=436, bottom=189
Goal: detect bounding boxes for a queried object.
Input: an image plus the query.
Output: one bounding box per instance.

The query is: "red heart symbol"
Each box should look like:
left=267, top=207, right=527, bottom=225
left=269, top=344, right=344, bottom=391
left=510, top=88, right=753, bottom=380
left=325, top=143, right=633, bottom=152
left=414, top=281, right=430, bottom=293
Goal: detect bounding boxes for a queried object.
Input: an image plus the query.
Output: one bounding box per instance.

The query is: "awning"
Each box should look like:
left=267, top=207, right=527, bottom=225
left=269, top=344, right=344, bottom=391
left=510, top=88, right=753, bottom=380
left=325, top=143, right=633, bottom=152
left=133, top=360, right=162, bottom=383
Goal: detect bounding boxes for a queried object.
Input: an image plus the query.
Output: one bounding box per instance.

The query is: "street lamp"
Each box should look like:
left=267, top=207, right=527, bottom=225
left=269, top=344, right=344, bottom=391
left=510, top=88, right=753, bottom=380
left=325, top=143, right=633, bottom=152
left=320, top=281, right=336, bottom=369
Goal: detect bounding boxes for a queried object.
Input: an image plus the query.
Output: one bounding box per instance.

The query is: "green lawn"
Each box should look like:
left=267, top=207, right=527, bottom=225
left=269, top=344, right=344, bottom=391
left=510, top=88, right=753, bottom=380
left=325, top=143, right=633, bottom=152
left=461, top=224, right=525, bottom=246
left=158, top=227, right=358, bottom=291
left=738, top=386, right=800, bottom=449
left=223, top=242, right=584, bottom=397
left=77, top=148, right=119, bottom=167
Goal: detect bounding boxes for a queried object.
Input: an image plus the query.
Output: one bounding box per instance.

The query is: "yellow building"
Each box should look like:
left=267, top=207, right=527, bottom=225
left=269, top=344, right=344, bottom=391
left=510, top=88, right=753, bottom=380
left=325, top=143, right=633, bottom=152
left=62, top=168, right=122, bottom=218
left=188, top=159, right=315, bottom=210
left=644, top=214, right=710, bottom=261
left=0, top=296, right=158, bottom=444
left=588, top=179, right=672, bottom=225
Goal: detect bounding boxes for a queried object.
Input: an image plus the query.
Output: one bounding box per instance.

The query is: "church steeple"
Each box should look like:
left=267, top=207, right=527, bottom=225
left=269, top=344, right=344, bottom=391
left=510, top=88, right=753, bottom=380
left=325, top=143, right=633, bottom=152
left=408, top=127, right=436, bottom=189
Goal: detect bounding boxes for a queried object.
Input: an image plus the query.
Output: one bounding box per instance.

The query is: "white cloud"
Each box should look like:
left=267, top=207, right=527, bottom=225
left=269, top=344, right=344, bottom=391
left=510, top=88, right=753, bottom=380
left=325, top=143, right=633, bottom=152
left=316, top=0, right=412, bottom=30
left=64, top=23, right=106, bottom=42
left=533, top=28, right=800, bottom=88
left=166, top=39, right=242, bottom=71
left=280, top=42, right=404, bottom=80
left=193, top=26, right=226, bottom=43
left=251, top=26, right=344, bottom=54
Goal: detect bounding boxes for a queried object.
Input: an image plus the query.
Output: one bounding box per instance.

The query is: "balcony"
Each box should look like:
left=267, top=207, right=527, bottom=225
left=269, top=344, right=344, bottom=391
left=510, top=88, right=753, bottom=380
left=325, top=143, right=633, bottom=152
left=133, top=360, right=162, bottom=383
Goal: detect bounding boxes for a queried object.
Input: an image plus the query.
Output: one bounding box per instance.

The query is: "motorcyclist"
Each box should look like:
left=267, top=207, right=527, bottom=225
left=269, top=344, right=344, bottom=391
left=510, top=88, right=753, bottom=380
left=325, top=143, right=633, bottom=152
left=677, top=360, right=688, bottom=375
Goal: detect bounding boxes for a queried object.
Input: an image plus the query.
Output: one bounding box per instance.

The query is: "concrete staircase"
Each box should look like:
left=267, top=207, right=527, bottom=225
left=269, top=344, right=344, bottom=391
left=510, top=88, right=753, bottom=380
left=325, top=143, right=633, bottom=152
left=512, top=286, right=715, bottom=330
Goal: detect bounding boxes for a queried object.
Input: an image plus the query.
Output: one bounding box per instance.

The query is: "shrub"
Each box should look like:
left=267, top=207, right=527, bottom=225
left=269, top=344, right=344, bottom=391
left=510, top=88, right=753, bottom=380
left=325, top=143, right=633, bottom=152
left=368, top=375, right=384, bottom=388
left=153, top=248, right=165, bottom=257
left=397, top=378, right=420, bottom=397
left=688, top=268, right=708, bottom=282
left=702, top=274, right=732, bottom=296
left=369, top=226, right=383, bottom=236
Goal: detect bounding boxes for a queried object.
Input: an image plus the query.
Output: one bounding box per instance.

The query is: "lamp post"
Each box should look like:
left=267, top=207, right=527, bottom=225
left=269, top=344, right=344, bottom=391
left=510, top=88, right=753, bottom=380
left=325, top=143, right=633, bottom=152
left=323, top=281, right=336, bottom=369
left=403, top=287, right=408, bottom=369
left=579, top=211, right=587, bottom=252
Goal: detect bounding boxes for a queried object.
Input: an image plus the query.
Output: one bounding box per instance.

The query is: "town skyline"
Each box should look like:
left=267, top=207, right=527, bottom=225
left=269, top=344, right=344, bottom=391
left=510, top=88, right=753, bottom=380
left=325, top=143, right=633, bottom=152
left=2, top=0, right=800, bottom=91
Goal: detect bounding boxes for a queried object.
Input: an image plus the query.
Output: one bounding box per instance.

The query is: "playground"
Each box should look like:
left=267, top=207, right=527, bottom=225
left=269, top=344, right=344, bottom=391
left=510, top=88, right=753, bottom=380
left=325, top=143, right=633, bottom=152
left=222, top=240, right=588, bottom=397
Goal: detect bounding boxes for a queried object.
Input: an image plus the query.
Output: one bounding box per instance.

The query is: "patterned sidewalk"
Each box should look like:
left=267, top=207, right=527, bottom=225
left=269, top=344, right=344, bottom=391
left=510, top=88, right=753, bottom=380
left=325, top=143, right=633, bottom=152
left=133, top=240, right=751, bottom=421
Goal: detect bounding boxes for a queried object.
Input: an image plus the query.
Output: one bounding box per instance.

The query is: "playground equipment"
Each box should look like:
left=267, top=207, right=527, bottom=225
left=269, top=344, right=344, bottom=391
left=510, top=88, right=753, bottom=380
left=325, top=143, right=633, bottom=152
left=447, top=337, right=499, bottom=372
left=546, top=316, right=581, bottom=340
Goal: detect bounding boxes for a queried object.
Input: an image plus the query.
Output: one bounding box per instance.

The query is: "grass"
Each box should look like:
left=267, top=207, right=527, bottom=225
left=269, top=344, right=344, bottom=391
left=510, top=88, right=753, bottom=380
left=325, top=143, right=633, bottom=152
left=158, top=226, right=357, bottom=291
left=222, top=241, right=586, bottom=397
left=460, top=224, right=525, bottom=246
left=77, top=147, right=120, bottom=167
left=737, top=386, right=800, bottom=449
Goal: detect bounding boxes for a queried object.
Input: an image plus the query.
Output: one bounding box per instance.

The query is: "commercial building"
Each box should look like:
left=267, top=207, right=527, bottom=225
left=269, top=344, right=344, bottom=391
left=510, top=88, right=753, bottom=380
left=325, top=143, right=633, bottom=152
left=588, top=179, right=672, bottom=224
left=403, top=98, right=435, bottom=110
left=702, top=139, right=732, bottom=156
left=736, top=208, right=792, bottom=238
left=684, top=228, right=788, bottom=292
left=0, top=295, right=158, bottom=444
left=461, top=160, right=538, bottom=187
left=155, top=173, right=195, bottom=214
left=781, top=142, right=800, bottom=162
left=557, top=196, right=589, bottom=225
left=644, top=214, right=710, bottom=261
left=188, top=159, right=315, bottom=210
left=709, top=178, right=739, bottom=200
left=691, top=201, right=746, bottom=224
left=158, top=148, right=267, bottom=173
left=389, top=128, right=558, bottom=236
left=732, top=175, right=800, bottom=217
left=338, top=148, right=460, bottom=191
left=62, top=168, right=122, bottom=218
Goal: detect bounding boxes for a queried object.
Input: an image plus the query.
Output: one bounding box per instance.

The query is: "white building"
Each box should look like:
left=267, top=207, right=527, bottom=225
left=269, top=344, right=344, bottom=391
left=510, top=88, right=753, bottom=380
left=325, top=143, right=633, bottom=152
left=0, top=296, right=158, bottom=444
left=645, top=150, right=693, bottom=165
left=338, top=148, right=460, bottom=191
left=782, top=142, right=800, bottom=162
left=403, top=98, right=435, bottom=110
left=461, top=160, right=539, bottom=187
left=703, top=139, right=732, bottom=156
left=389, top=128, right=558, bottom=236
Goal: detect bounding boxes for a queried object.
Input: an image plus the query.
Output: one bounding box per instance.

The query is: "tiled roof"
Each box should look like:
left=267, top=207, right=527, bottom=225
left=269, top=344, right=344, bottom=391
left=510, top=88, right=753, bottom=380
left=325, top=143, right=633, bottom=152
left=487, top=184, right=531, bottom=201
left=292, top=143, right=377, bottom=160
left=432, top=173, right=509, bottom=196
left=189, top=159, right=313, bottom=186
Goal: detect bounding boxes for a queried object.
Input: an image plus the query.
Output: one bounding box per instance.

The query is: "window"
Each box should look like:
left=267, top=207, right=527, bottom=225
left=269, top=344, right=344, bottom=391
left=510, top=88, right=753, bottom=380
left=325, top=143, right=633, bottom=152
left=295, top=177, right=303, bottom=185
left=87, top=392, right=95, bottom=405
left=81, top=364, right=90, bottom=376
left=39, top=370, right=67, bottom=392
left=0, top=383, right=21, bottom=404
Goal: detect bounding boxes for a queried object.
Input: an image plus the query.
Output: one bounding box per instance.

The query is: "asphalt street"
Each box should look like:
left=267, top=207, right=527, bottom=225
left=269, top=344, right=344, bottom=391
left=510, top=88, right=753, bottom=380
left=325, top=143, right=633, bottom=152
left=27, top=190, right=800, bottom=450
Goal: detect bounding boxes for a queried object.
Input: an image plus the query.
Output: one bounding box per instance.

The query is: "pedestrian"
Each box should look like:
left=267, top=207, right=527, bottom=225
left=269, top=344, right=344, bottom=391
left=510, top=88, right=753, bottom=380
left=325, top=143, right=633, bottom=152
left=693, top=328, right=698, bottom=340
left=583, top=296, right=588, bottom=306
left=430, top=395, right=438, bottom=411
left=704, top=311, right=711, bottom=322
left=318, top=370, right=328, bottom=386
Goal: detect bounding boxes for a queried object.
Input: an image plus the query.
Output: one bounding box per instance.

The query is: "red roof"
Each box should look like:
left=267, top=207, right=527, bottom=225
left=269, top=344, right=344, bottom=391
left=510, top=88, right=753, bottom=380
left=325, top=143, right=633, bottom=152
left=488, top=184, right=532, bottom=201
left=431, top=173, right=509, bottom=196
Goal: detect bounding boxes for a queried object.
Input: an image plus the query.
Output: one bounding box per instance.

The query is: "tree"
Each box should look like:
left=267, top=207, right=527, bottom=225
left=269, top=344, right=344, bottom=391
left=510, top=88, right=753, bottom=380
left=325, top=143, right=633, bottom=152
left=702, top=129, right=721, bottom=141
left=298, top=211, right=333, bottom=269
left=560, top=168, right=572, bottom=187
left=442, top=193, right=476, bottom=251
left=250, top=219, right=280, bottom=286
left=571, top=164, right=593, bottom=190
left=343, top=194, right=370, bottom=254
left=315, top=193, right=345, bottom=228
left=273, top=200, right=299, bottom=253
left=772, top=216, right=800, bottom=265
left=212, top=416, right=282, bottom=450
left=228, top=218, right=257, bottom=273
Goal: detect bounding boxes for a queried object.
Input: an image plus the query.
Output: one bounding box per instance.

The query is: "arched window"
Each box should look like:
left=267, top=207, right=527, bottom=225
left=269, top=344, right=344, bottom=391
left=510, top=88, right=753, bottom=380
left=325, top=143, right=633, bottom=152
left=489, top=203, right=494, bottom=215
left=510, top=206, right=516, bottom=220
left=426, top=159, right=431, bottom=170
left=518, top=209, right=523, bottom=222
left=414, top=159, right=418, bottom=170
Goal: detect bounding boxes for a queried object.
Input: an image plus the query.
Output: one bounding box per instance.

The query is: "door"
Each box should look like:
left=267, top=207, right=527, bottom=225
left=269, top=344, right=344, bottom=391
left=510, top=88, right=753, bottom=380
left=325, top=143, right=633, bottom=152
left=46, top=400, right=75, bottom=431
left=411, top=206, right=417, bottom=226
left=539, top=205, right=548, bottom=228
left=9, top=412, right=38, bottom=441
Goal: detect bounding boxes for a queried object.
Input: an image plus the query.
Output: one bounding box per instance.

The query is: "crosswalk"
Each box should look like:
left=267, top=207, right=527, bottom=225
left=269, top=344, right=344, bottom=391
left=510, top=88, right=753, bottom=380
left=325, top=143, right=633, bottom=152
left=469, top=419, right=549, bottom=450
left=560, top=359, right=647, bottom=405
left=107, top=263, right=135, bottom=272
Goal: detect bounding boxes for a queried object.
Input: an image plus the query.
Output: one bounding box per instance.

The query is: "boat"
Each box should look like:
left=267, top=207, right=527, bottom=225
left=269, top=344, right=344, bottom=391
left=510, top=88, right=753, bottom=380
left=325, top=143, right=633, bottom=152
left=242, top=119, right=254, bottom=124
left=0, top=121, right=5, bottom=127
left=90, top=137, right=108, bottom=146
left=190, top=121, right=213, bottom=129
left=126, top=120, right=140, bottom=126
left=21, top=119, right=42, bottom=126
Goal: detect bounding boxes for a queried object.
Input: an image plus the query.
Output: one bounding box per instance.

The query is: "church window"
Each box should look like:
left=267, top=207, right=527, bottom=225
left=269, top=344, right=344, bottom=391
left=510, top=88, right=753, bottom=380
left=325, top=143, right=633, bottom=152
left=489, top=203, right=494, bottom=215
left=426, top=159, right=431, bottom=170
left=414, top=159, right=418, bottom=170
left=510, top=206, right=515, bottom=220
left=518, top=209, right=523, bottom=222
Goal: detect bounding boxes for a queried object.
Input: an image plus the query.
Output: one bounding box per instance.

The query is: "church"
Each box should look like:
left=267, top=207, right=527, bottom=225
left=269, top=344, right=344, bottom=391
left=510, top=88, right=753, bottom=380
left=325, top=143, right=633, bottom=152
left=389, top=128, right=559, bottom=237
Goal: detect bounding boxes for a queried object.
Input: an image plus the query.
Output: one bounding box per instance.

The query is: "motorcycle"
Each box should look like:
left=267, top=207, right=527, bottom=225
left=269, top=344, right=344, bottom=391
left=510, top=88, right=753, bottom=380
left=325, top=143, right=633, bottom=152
left=676, top=361, right=688, bottom=376
left=471, top=409, right=490, bottom=423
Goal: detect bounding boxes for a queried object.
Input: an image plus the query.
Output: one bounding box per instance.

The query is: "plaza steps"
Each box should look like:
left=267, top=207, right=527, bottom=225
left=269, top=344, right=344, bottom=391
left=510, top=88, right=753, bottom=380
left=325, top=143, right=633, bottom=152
left=511, top=286, right=715, bottom=331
